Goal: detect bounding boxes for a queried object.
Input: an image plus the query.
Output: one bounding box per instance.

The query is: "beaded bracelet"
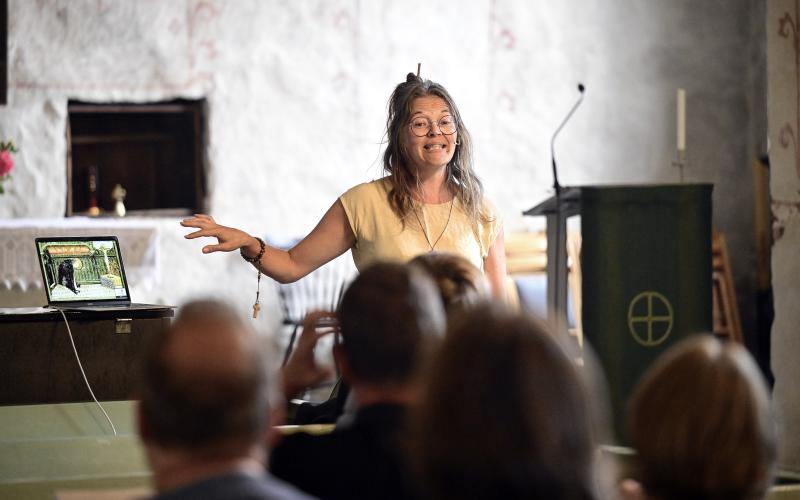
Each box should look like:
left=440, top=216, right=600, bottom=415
left=241, top=237, right=266, bottom=264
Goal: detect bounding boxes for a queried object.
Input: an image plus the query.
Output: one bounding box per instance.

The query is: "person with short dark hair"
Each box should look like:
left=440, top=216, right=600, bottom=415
left=282, top=251, right=491, bottom=427
left=411, top=303, right=603, bottom=500
left=137, top=300, right=316, bottom=500
left=622, top=335, right=777, bottom=500
left=270, top=262, right=446, bottom=500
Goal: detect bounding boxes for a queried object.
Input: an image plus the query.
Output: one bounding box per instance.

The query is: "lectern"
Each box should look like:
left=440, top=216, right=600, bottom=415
left=525, top=184, right=713, bottom=441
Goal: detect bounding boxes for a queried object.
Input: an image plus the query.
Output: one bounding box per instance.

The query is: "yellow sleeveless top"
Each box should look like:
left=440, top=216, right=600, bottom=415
left=339, top=177, right=502, bottom=272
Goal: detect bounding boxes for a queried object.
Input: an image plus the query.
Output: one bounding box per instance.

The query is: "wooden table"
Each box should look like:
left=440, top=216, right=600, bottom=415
left=0, top=308, right=173, bottom=405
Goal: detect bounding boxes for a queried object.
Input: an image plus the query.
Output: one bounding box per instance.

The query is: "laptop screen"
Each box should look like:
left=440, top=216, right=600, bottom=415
left=35, top=236, right=132, bottom=304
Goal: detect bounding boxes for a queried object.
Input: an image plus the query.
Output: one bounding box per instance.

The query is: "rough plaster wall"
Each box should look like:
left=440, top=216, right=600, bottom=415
left=0, top=2, right=763, bottom=341
left=768, top=0, right=800, bottom=472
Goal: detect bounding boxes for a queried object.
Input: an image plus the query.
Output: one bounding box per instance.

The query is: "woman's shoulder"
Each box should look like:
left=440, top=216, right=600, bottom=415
left=340, top=176, right=392, bottom=202
left=474, top=194, right=503, bottom=248
left=478, top=194, right=501, bottom=223
left=339, top=177, right=395, bottom=238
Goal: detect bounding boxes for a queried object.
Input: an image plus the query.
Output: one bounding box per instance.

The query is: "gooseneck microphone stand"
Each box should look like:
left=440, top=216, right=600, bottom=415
left=550, top=83, right=585, bottom=196
left=548, top=83, right=585, bottom=336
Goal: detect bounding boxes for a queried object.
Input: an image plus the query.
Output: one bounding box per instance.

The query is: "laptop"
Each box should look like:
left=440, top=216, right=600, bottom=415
left=35, top=236, right=173, bottom=311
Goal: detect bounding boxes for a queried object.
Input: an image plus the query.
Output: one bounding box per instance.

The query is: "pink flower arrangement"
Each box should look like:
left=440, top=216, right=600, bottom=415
left=0, top=141, right=17, bottom=195
left=0, top=150, right=13, bottom=176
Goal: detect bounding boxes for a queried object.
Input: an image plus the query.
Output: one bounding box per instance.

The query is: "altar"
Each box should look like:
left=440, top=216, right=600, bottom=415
left=0, top=218, right=160, bottom=292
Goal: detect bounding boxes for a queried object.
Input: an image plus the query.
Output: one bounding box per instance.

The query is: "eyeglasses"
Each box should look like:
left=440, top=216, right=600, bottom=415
left=408, top=115, right=457, bottom=137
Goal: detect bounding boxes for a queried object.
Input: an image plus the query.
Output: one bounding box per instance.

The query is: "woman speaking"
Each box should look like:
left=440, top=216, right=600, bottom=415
left=181, top=72, right=506, bottom=299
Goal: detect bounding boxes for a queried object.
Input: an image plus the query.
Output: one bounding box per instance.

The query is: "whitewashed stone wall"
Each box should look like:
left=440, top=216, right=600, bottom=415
left=768, top=0, right=800, bottom=472
left=0, top=1, right=766, bottom=343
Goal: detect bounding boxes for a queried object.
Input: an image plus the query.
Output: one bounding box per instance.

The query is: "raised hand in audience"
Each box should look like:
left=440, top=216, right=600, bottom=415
left=281, top=310, right=338, bottom=400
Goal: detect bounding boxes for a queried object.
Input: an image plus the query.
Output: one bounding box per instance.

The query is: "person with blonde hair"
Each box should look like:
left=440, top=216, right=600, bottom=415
left=623, top=335, right=777, bottom=500
left=182, top=73, right=506, bottom=299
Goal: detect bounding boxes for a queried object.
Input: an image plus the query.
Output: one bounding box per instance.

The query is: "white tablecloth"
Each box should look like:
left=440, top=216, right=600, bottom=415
left=0, top=218, right=159, bottom=291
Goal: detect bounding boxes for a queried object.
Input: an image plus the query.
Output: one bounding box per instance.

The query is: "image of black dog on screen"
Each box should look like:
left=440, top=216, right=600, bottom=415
left=57, top=259, right=81, bottom=294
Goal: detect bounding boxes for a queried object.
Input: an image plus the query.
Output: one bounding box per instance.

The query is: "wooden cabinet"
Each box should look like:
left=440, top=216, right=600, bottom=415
left=0, top=308, right=173, bottom=405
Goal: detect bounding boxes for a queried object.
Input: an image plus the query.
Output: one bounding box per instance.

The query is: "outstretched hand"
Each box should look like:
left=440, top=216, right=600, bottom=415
left=282, top=310, right=338, bottom=399
left=181, top=214, right=254, bottom=254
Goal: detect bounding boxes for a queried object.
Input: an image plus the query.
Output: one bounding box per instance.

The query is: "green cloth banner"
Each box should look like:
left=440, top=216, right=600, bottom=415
left=580, top=184, right=713, bottom=443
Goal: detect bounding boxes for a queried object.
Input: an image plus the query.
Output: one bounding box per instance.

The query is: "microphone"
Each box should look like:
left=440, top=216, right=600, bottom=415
left=550, top=83, right=586, bottom=194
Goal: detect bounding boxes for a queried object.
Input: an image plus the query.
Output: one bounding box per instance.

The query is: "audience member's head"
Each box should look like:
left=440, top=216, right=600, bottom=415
left=412, top=303, right=601, bottom=500
left=627, top=335, right=776, bottom=500
left=138, top=300, right=272, bottom=483
left=409, top=251, right=491, bottom=316
left=336, top=261, right=446, bottom=392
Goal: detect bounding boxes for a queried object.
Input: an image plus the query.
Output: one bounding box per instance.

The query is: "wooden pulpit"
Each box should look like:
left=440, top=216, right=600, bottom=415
left=525, top=184, right=713, bottom=442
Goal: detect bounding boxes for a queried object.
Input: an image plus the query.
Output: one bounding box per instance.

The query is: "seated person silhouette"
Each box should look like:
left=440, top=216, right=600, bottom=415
left=137, top=300, right=316, bottom=500
left=285, top=252, right=489, bottom=426
left=271, top=261, right=446, bottom=500
left=621, top=335, right=776, bottom=500
left=411, top=303, right=607, bottom=500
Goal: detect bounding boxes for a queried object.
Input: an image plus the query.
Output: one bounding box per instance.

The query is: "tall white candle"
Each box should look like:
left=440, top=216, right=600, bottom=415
left=677, top=88, right=686, bottom=151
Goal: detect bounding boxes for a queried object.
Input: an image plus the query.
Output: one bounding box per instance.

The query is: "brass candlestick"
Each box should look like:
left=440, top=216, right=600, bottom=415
left=87, top=166, right=100, bottom=216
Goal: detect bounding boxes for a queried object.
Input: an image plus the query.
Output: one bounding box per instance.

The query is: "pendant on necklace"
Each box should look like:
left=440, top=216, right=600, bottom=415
left=414, top=198, right=455, bottom=253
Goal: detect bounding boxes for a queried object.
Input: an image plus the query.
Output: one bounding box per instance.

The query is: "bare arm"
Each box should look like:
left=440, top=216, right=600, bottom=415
left=484, top=226, right=508, bottom=301
left=181, top=199, right=355, bottom=283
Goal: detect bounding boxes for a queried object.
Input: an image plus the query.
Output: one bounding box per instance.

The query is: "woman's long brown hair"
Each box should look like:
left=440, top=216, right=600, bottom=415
left=382, top=73, right=490, bottom=229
